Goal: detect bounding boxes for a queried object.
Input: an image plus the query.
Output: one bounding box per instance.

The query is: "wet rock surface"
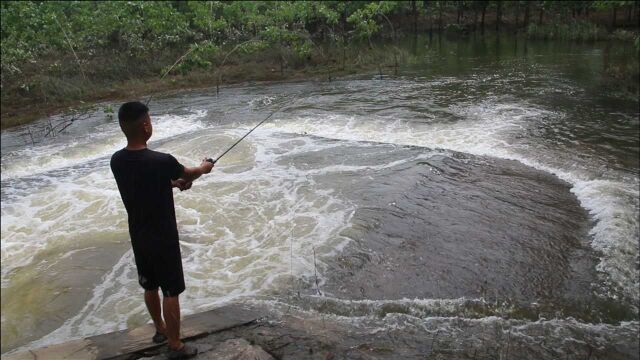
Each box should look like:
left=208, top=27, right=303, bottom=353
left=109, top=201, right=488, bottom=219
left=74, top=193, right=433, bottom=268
left=140, top=338, right=273, bottom=360
left=286, top=142, right=602, bottom=320
left=127, top=146, right=637, bottom=360
left=362, top=152, right=590, bottom=300
left=130, top=302, right=638, bottom=360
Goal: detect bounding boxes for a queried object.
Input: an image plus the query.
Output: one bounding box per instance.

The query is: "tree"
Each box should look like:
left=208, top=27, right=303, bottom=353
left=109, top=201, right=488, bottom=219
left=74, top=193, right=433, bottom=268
left=496, top=1, right=502, bottom=31
left=478, top=1, right=489, bottom=33
left=593, top=1, right=629, bottom=29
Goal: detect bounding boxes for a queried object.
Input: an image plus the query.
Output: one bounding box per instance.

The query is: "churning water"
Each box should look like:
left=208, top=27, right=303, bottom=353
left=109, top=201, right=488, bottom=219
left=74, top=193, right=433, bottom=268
left=1, top=35, right=638, bottom=356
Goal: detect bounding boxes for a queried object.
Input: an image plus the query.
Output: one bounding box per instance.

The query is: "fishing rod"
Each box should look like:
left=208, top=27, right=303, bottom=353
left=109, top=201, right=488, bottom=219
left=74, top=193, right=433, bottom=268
left=205, top=103, right=285, bottom=165
left=144, top=43, right=288, bottom=165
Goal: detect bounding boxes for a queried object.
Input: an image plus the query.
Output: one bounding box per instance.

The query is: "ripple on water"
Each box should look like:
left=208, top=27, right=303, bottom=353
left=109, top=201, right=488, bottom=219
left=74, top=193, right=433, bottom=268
left=2, top=71, right=638, bottom=354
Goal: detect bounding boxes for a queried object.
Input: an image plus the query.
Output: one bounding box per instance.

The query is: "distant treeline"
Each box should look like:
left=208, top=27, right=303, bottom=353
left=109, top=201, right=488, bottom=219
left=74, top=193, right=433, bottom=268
left=1, top=1, right=638, bottom=127
left=2, top=1, right=638, bottom=77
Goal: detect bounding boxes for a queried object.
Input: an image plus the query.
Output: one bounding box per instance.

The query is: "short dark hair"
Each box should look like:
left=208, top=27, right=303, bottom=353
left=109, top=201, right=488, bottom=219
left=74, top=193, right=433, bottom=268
left=118, top=101, right=149, bottom=123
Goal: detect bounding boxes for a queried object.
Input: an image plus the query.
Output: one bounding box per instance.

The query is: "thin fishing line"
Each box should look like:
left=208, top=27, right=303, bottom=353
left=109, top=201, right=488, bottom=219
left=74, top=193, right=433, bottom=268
left=208, top=93, right=302, bottom=165
left=145, top=43, right=296, bottom=165
left=208, top=104, right=286, bottom=164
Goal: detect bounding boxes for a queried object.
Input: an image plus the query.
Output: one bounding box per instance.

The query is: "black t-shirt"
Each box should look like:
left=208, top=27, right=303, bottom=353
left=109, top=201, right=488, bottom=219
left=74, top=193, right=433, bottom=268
left=110, top=148, right=185, bottom=251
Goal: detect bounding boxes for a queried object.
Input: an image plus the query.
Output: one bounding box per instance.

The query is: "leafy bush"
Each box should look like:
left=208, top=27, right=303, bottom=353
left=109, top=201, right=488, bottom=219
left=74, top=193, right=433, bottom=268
left=527, top=21, right=609, bottom=41
left=444, top=23, right=468, bottom=36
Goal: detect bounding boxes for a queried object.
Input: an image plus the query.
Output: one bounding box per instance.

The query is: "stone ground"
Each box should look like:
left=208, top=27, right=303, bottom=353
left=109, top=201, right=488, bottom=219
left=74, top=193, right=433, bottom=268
left=131, top=301, right=638, bottom=360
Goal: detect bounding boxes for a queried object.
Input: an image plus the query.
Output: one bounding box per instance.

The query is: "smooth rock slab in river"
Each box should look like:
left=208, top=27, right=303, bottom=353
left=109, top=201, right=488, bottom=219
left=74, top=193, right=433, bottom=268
left=196, top=338, right=274, bottom=360
left=281, top=140, right=598, bottom=319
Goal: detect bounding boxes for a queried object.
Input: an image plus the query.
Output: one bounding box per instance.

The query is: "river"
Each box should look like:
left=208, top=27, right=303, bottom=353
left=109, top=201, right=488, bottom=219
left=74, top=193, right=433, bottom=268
left=1, top=34, right=638, bottom=356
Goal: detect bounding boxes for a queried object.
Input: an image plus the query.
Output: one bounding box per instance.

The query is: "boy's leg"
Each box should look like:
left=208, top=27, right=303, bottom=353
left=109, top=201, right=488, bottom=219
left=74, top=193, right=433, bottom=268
left=163, top=295, right=183, bottom=350
left=159, top=243, right=187, bottom=350
left=144, top=289, right=166, bottom=334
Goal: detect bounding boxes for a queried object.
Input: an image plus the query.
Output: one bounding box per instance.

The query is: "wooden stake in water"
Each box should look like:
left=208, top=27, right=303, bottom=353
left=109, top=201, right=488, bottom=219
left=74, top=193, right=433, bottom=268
left=313, top=246, right=322, bottom=296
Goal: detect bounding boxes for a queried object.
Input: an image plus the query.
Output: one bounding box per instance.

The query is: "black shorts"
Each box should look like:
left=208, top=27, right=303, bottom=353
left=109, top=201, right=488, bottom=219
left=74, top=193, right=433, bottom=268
left=132, top=240, right=185, bottom=297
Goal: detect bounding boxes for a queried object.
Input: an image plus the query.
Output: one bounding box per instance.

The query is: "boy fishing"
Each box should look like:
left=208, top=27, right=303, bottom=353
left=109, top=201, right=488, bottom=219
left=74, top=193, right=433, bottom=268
left=110, top=101, right=214, bottom=359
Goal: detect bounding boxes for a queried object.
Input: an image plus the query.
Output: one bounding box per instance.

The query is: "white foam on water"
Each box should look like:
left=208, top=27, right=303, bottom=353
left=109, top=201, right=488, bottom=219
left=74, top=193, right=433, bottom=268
left=266, top=101, right=639, bottom=306
left=169, top=128, right=356, bottom=312
left=2, top=93, right=637, bottom=352
left=15, top=251, right=142, bottom=351
left=248, top=95, right=276, bottom=108
left=0, top=168, right=126, bottom=282
left=245, top=297, right=639, bottom=359
left=0, top=110, right=207, bottom=181
left=12, top=126, right=359, bottom=351
left=252, top=296, right=640, bottom=329
left=251, top=297, right=639, bottom=353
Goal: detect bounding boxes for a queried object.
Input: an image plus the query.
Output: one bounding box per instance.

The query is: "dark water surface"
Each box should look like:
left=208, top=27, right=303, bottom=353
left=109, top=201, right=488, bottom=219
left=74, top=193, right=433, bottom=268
left=1, top=34, right=638, bottom=356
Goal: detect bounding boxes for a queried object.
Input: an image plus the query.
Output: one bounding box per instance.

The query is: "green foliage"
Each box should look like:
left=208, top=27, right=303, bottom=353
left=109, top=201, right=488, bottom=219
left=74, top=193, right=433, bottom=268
left=167, top=41, right=220, bottom=74
left=592, top=1, right=628, bottom=10
left=1, top=1, right=638, bottom=86
left=610, top=29, right=638, bottom=42
left=445, top=23, right=468, bottom=35
left=1, top=1, right=193, bottom=74
left=527, top=20, right=609, bottom=41
left=102, top=104, right=114, bottom=120
left=238, top=40, right=270, bottom=55
left=347, top=1, right=405, bottom=40
left=348, top=8, right=380, bottom=40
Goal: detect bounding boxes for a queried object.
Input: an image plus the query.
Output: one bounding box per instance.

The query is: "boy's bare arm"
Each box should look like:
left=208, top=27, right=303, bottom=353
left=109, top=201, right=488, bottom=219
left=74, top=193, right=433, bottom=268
left=173, top=159, right=214, bottom=191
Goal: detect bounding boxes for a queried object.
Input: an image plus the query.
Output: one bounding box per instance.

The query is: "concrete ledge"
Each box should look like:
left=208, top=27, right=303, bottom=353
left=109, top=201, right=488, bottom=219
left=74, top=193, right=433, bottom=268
left=2, top=304, right=259, bottom=360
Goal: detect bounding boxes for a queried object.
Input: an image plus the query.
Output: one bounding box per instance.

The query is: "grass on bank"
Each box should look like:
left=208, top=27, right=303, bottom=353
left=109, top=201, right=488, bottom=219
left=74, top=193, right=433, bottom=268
left=526, top=20, right=639, bottom=42
left=0, top=43, right=413, bottom=130
left=2, top=27, right=638, bottom=130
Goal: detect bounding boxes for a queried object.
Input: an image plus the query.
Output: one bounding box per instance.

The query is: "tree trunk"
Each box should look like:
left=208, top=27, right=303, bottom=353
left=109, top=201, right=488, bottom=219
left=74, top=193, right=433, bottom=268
left=496, top=1, right=502, bottom=31
left=341, top=6, right=347, bottom=70
left=429, top=12, right=433, bottom=39
left=611, top=7, right=617, bottom=29
left=539, top=8, right=544, bottom=25
left=280, top=56, right=284, bottom=75
left=474, top=9, right=478, bottom=30
left=428, top=1, right=433, bottom=39
left=524, top=2, right=530, bottom=28
left=603, top=42, right=611, bottom=73
left=481, top=6, right=486, bottom=33
left=412, top=0, right=418, bottom=35
left=515, top=3, right=520, bottom=29
left=627, top=4, right=632, bottom=24
left=438, top=6, right=443, bottom=31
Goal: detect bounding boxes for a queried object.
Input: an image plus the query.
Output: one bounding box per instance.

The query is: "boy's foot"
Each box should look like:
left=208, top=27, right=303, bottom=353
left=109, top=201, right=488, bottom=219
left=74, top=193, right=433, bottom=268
left=168, top=343, right=198, bottom=359
left=152, top=331, right=167, bottom=344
